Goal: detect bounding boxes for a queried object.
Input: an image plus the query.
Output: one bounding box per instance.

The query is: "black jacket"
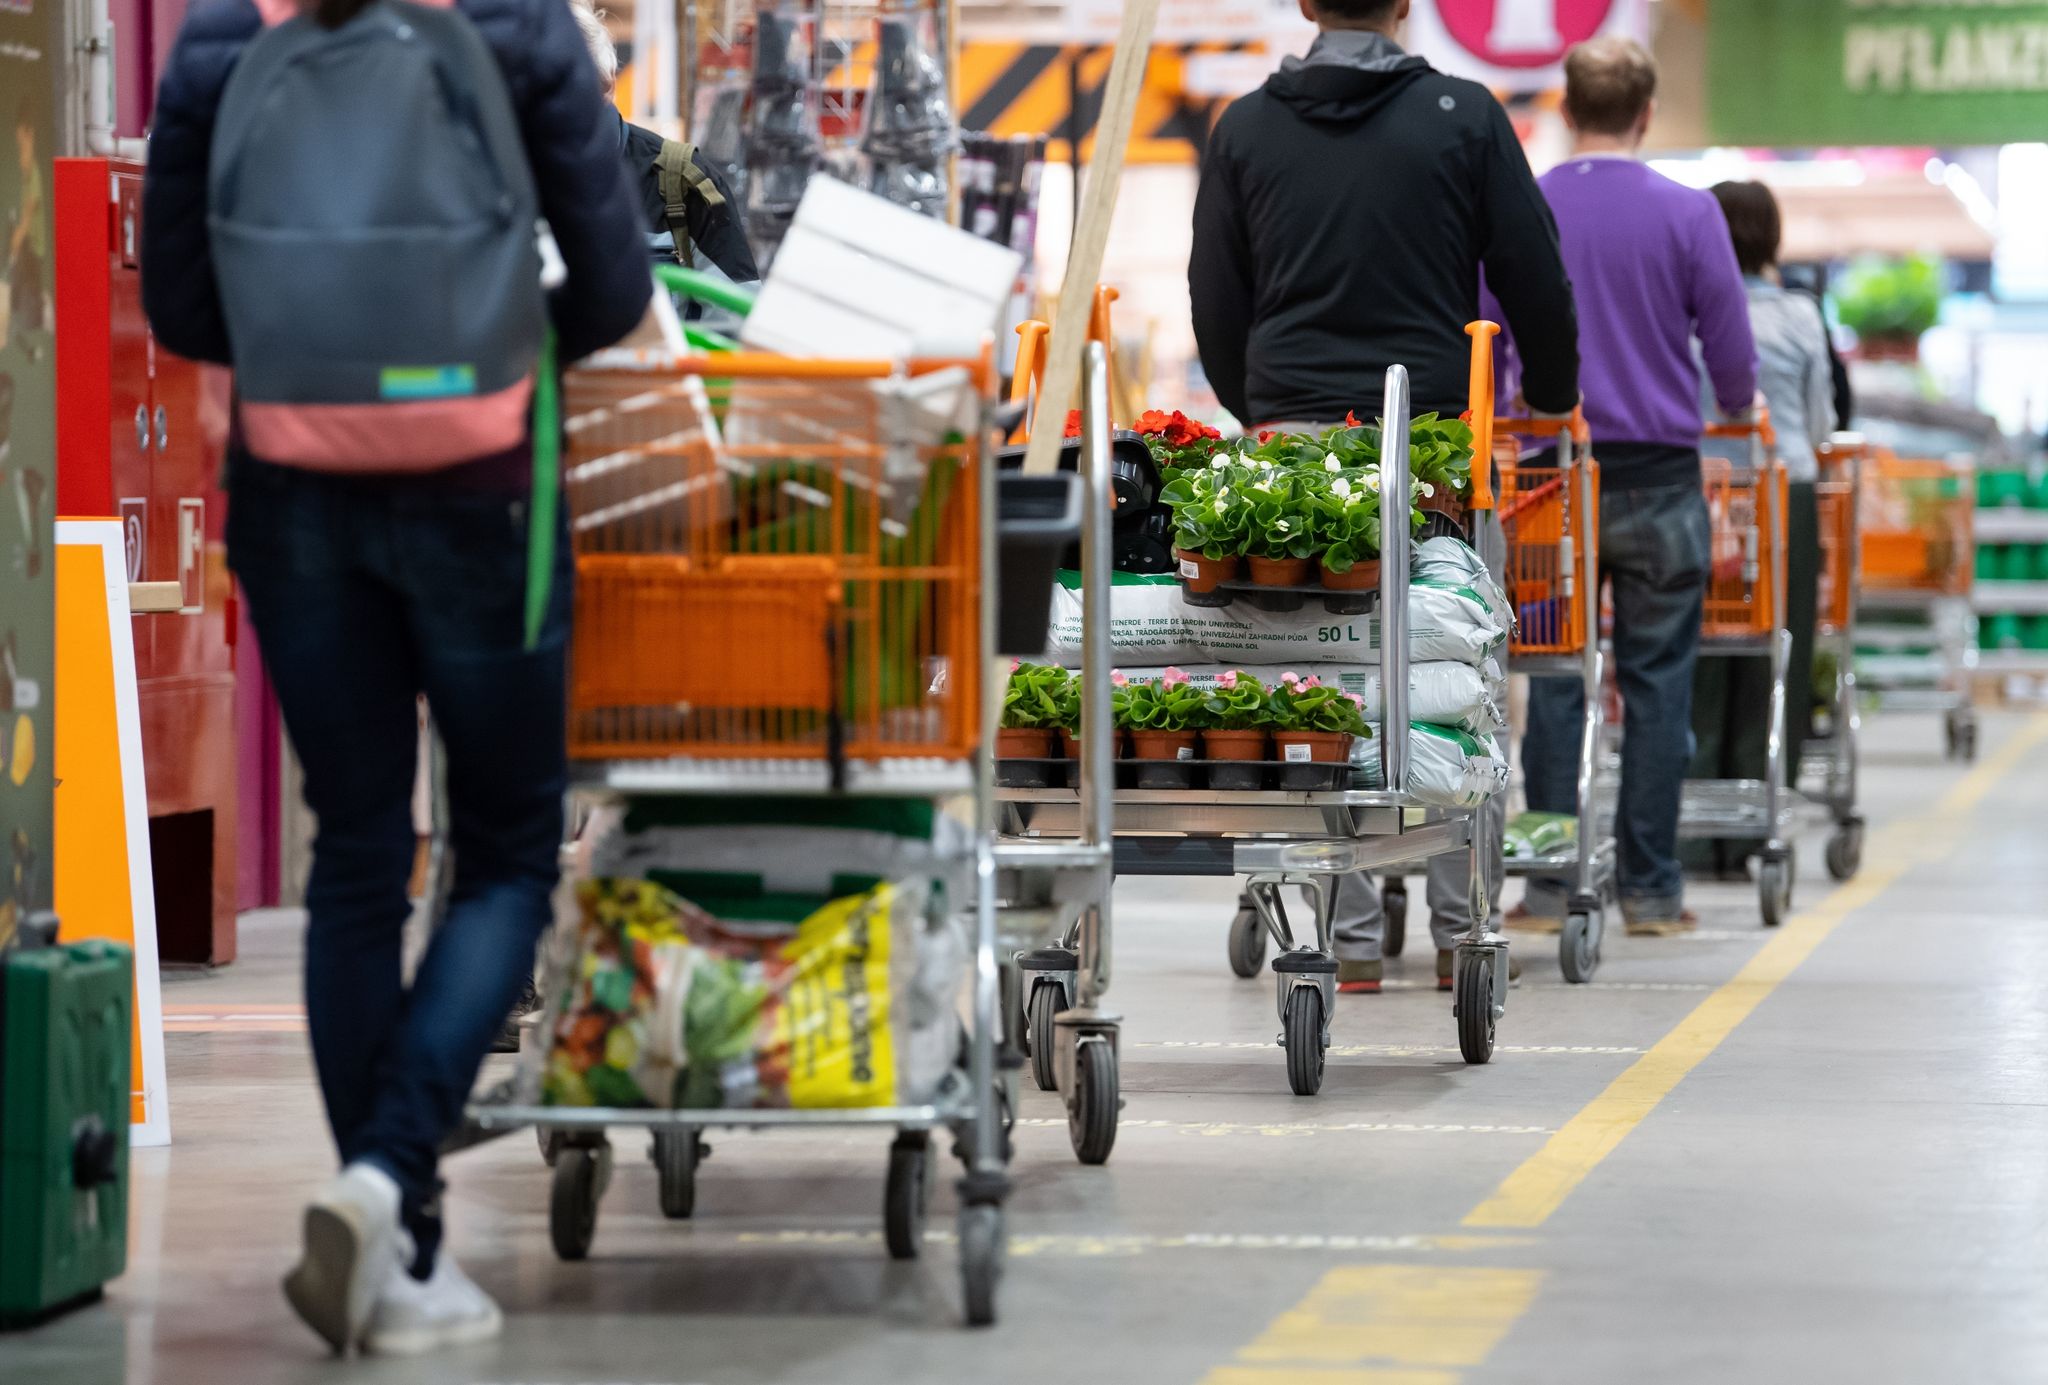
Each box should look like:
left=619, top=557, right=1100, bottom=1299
left=143, top=0, right=650, bottom=367
left=1191, top=47, right=1579, bottom=424
left=617, top=117, right=759, bottom=283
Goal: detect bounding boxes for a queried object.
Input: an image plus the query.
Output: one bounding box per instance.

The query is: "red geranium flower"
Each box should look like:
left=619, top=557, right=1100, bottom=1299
left=1063, top=409, right=1083, bottom=438
left=1459, top=410, right=1474, bottom=424
left=1161, top=411, right=1207, bottom=447
left=1258, top=430, right=1276, bottom=444
left=1134, top=409, right=1175, bottom=436
left=1344, top=410, right=1364, bottom=428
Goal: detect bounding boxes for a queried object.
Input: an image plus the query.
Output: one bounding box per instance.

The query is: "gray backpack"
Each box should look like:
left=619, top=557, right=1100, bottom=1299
left=208, top=0, right=544, bottom=471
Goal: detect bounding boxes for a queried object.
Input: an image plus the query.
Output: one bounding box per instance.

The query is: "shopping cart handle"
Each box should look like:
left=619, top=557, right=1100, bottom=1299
left=1464, top=321, right=1499, bottom=512
left=1704, top=406, right=1777, bottom=449
left=1491, top=411, right=1591, bottom=443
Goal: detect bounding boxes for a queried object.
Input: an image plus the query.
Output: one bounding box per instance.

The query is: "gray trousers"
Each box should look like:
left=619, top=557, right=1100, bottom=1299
left=1332, top=795, right=1506, bottom=961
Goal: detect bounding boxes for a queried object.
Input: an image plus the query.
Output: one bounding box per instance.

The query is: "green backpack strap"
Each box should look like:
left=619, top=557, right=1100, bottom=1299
left=524, top=327, right=560, bottom=651
left=654, top=139, right=721, bottom=268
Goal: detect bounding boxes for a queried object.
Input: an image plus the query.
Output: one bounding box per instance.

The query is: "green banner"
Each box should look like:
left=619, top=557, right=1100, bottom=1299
left=0, top=0, right=59, bottom=947
left=1709, top=1, right=2048, bottom=147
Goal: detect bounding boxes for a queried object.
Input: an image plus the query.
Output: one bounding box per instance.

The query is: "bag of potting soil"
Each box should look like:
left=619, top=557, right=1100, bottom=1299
left=1117, top=661, right=1506, bottom=737
left=1352, top=722, right=1511, bottom=809
left=1043, top=564, right=1508, bottom=669
left=534, top=875, right=962, bottom=1111
left=1504, top=811, right=1578, bottom=860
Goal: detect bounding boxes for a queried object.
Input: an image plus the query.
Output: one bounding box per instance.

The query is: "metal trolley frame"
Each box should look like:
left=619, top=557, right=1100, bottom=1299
left=1808, top=433, right=1868, bottom=881
left=998, top=357, right=1512, bottom=1100
left=461, top=346, right=1046, bottom=1327
left=1678, top=417, right=1797, bottom=926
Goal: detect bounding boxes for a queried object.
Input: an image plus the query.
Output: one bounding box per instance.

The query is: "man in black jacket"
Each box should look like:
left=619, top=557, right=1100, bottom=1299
left=1191, top=0, right=1577, bottom=426
left=1190, top=0, right=1579, bottom=995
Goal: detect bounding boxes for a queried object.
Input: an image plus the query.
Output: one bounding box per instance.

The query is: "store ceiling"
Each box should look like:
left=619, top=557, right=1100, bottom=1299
left=1778, top=178, right=1996, bottom=262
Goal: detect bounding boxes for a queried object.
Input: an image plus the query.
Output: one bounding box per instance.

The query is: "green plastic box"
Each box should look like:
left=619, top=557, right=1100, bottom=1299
left=0, top=941, right=132, bottom=1329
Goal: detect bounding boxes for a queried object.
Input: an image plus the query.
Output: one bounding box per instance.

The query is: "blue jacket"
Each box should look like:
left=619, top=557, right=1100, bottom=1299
left=142, top=0, right=650, bottom=367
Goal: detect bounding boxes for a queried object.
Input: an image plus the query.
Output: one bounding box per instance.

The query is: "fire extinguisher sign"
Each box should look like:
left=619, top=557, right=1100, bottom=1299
left=1408, top=0, right=1647, bottom=91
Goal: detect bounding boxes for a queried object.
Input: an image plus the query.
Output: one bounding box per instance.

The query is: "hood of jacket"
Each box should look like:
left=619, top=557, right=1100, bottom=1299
left=1265, top=29, right=1433, bottom=124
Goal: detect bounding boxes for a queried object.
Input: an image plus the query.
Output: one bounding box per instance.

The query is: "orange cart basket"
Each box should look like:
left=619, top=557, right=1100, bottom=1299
left=1494, top=443, right=1601, bottom=658
left=560, top=353, right=988, bottom=764
left=1700, top=416, right=1787, bottom=644
left=1858, top=451, right=1975, bottom=596
left=1814, top=438, right=1864, bottom=635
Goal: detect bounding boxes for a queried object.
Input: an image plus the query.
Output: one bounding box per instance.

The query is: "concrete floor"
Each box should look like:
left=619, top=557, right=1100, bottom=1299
left=8, top=709, right=2048, bottom=1385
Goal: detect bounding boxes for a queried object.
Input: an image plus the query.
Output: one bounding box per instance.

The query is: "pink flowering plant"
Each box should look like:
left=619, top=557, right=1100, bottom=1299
left=1267, top=671, right=1371, bottom=736
left=1203, top=669, right=1273, bottom=730
left=1111, top=667, right=1213, bottom=732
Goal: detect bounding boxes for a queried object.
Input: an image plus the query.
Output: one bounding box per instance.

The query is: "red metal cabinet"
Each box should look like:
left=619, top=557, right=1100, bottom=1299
left=56, top=157, right=239, bottom=966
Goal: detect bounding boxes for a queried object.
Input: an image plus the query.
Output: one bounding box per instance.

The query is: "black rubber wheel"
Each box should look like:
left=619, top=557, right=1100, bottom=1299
left=1559, top=910, right=1600, bottom=985
left=1282, top=987, right=1326, bottom=1096
left=1382, top=881, right=1409, bottom=959
left=652, top=1128, right=700, bottom=1220
left=884, top=1133, right=931, bottom=1260
left=1825, top=823, right=1864, bottom=882
left=538, top=1125, right=563, bottom=1167
left=1227, top=906, right=1267, bottom=979
left=1026, top=981, right=1066, bottom=1093
left=1454, top=949, right=1497, bottom=1065
left=959, top=1203, right=1005, bottom=1327
left=1067, top=1037, right=1119, bottom=1166
left=1759, top=850, right=1793, bottom=928
left=1946, top=713, right=1980, bottom=763
left=549, top=1146, right=602, bottom=1261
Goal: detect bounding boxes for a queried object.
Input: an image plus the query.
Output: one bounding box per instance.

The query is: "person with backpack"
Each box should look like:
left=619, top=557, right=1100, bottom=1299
left=1189, top=0, right=1579, bottom=995
left=568, top=0, right=758, bottom=291
left=141, top=0, right=649, bottom=1356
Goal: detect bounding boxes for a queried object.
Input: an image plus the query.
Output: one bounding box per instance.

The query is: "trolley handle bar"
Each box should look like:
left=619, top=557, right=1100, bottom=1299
left=1463, top=321, right=1499, bottom=513
left=1379, top=364, right=1413, bottom=796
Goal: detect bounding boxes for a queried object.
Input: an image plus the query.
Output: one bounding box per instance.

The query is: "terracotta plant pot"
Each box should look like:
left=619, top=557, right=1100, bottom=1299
left=1319, top=557, right=1381, bottom=592
left=995, top=727, right=1052, bottom=760
left=1128, top=728, right=1199, bottom=789
left=1204, top=728, right=1271, bottom=792
left=1176, top=548, right=1238, bottom=609
left=1273, top=730, right=1353, bottom=764
left=1247, top=555, right=1312, bottom=588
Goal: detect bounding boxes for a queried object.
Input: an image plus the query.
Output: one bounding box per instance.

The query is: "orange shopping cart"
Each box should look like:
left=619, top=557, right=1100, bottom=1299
left=1684, top=415, right=1798, bottom=926
left=1855, top=449, right=1980, bottom=762
left=1810, top=434, right=1868, bottom=879
left=461, top=283, right=1041, bottom=1324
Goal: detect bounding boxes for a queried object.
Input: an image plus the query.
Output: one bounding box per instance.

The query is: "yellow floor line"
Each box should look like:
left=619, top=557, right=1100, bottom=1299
left=1462, top=711, right=2048, bottom=1231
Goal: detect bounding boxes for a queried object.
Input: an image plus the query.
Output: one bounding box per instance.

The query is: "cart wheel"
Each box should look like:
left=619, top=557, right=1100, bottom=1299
left=538, top=1125, right=563, bottom=1167
left=1559, top=908, right=1601, bottom=985
left=1454, top=949, right=1497, bottom=1065
left=884, top=1132, right=932, bottom=1260
left=1282, top=987, right=1327, bottom=1096
left=1759, top=849, right=1794, bottom=928
left=1227, top=905, right=1268, bottom=979
left=1946, top=711, right=1979, bottom=762
left=549, top=1144, right=607, bottom=1261
left=1825, top=821, right=1864, bottom=882
left=1026, top=981, right=1067, bottom=1092
left=651, top=1128, right=701, bottom=1220
left=1382, top=880, right=1409, bottom=959
left=958, top=1202, right=1005, bottom=1327
left=1067, top=1037, right=1119, bottom=1166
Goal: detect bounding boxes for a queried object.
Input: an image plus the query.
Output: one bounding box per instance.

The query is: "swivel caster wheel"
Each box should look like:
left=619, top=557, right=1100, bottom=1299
left=1759, top=848, right=1794, bottom=928
left=1228, top=902, right=1268, bottom=979
left=958, top=1203, right=1006, bottom=1327
left=652, top=1128, right=704, bottom=1219
left=549, top=1139, right=611, bottom=1261
left=1026, top=980, right=1067, bottom=1093
left=1559, top=907, right=1602, bottom=984
left=1067, top=1036, right=1119, bottom=1166
left=884, top=1131, right=933, bottom=1260
left=1382, top=880, right=1409, bottom=959
left=1282, top=987, right=1327, bottom=1096
left=1825, top=820, right=1864, bottom=882
left=1454, top=949, right=1498, bottom=1065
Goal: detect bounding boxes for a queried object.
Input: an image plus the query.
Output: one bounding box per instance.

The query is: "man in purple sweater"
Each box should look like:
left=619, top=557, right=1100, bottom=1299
left=1520, top=37, right=1758, bottom=935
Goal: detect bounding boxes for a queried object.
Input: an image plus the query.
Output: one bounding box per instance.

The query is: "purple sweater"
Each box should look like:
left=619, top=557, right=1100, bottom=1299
left=1495, top=157, right=1756, bottom=469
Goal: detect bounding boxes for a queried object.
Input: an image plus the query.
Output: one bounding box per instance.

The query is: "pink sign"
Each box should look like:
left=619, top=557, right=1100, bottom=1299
left=1433, top=0, right=1622, bottom=71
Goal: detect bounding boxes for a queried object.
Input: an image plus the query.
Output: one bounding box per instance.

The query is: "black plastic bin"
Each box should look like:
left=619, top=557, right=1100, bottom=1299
left=997, top=472, right=1084, bottom=655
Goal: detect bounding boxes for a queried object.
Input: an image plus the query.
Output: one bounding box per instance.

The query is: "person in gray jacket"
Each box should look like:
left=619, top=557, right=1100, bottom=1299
left=1688, top=179, right=1833, bottom=876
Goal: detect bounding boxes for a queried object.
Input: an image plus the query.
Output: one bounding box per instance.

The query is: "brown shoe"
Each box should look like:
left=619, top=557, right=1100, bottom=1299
left=1624, top=910, right=1700, bottom=938
left=1436, top=948, right=1522, bottom=991
left=1504, top=903, right=1562, bottom=935
left=1337, top=959, right=1382, bottom=994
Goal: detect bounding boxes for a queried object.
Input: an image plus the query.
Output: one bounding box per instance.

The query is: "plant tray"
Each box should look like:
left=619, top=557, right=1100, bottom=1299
left=1175, top=577, right=1380, bottom=617
left=994, top=757, right=1351, bottom=793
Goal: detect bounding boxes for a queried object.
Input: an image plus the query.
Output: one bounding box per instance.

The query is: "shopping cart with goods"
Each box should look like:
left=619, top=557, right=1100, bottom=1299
left=1808, top=434, right=1868, bottom=880
left=1000, top=329, right=1517, bottom=1098
left=461, top=271, right=1069, bottom=1326
left=1678, top=416, right=1797, bottom=925
left=1855, top=451, right=1979, bottom=762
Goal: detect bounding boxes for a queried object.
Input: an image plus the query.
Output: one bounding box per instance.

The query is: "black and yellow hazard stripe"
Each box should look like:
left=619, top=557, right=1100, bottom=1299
left=956, top=42, right=1263, bottom=165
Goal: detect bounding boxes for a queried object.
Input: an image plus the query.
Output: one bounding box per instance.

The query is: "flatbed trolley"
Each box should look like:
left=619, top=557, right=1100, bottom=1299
left=1491, top=415, right=1614, bottom=980
left=1679, top=416, right=1797, bottom=926
left=1000, top=352, right=1514, bottom=1097
left=462, top=342, right=1057, bottom=1327
left=1809, top=434, right=1868, bottom=880
left=1856, top=450, right=1980, bottom=762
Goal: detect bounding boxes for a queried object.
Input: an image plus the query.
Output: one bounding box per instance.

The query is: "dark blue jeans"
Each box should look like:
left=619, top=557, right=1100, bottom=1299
left=228, top=458, right=569, bottom=1255
left=1524, top=479, right=1710, bottom=921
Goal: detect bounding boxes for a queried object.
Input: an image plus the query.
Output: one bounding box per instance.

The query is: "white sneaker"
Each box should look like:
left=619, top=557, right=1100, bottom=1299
left=282, top=1162, right=405, bottom=1354
left=361, top=1250, right=504, bottom=1356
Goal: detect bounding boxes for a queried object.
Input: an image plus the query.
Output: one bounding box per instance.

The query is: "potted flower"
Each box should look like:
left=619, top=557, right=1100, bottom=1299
left=999, top=662, right=1069, bottom=786
left=1241, top=467, right=1317, bottom=602
left=1136, top=408, right=1226, bottom=472
left=1160, top=463, right=1247, bottom=605
left=1050, top=663, right=1094, bottom=782
left=1203, top=670, right=1273, bottom=791
left=1410, top=412, right=1475, bottom=528
left=1268, top=671, right=1371, bottom=790
left=1112, top=668, right=1209, bottom=789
